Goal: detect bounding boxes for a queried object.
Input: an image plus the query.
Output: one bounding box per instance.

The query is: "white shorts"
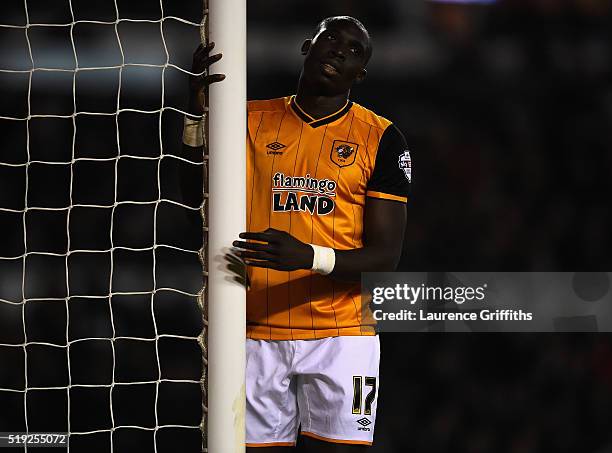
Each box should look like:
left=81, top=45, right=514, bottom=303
left=245, top=335, right=380, bottom=447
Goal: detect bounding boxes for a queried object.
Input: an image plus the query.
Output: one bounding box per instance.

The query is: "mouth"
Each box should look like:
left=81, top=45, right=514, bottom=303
left=320, top=61, right=341, bottom=76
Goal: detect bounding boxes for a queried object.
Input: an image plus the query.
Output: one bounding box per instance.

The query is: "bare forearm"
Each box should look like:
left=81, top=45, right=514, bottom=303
left=187, top=94, right=204, bottom=117
left=331, top=245, right=401, bottom=282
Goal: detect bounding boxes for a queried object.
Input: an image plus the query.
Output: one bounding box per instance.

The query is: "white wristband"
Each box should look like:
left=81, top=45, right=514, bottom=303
left=182, top=116, right=204, bottom=147
left=309, top=244, right=336, bottom=275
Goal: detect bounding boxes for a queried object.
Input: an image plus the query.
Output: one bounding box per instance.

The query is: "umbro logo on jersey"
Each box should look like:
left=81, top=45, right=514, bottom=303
left=266, top=141, right=286, bottom=155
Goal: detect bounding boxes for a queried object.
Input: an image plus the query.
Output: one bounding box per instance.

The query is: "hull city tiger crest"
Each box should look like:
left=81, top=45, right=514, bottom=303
left=330, top=140, right=359, bottom=167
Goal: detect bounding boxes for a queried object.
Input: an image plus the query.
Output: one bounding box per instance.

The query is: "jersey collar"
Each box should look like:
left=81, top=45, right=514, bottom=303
left=289, top=95, right=353, bottom=128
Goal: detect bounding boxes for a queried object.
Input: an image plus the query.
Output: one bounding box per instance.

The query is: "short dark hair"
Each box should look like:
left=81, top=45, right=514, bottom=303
left=313, top=16, right=373, bottom=63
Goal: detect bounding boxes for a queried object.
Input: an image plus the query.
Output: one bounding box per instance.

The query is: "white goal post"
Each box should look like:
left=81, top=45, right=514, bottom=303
left=207, top=0, right=247, bottom=451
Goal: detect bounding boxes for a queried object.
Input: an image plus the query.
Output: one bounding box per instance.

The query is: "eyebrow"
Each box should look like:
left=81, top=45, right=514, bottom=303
left=322, top=26, right=369, bottom=53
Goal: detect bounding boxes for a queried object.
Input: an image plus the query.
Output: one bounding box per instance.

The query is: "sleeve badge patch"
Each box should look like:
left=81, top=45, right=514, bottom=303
left=398, top=150, right=412, bottom=183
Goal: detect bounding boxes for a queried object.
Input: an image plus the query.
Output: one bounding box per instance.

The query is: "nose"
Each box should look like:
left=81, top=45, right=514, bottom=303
left=329, top=47, right=345, bottom=61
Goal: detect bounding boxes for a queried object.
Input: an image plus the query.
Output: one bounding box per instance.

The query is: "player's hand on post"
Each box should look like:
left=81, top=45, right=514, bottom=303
left=188, top=42, right=225, bottom=116
left=232, top=228, right=315, bottom=272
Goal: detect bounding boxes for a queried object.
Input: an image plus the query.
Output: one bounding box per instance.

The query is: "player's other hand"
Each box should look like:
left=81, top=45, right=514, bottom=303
left=232, top=228, right=314, bottom=272
left=188, top=42, right=225, bottom=116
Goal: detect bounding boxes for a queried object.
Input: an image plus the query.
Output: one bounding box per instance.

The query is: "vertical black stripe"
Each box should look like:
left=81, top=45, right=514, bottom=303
left=333, top=113, right=356, bottom=247
left=266, top=109, right=288, bottom=339
left=307, top=125, right=329, bottom=337
left=355, top=124, right=372, bottom=244
left=288, top=122, right=305, bottom=233
left=329, top=113, right=355, bottom=336
left=349, top=124, right=372, bottom=333
left=268, top=109, right=289, bottom=230
left=350, top=178, right=364, bottom=332
left=287, top=122, right=304, bottom=340
left=247, top=111, right=264, bottom=341
left=248, top=111, right=265, bottom=231
left=366, top=126, right=380, bottom=175
left=346, top=112, right=355, bottom=141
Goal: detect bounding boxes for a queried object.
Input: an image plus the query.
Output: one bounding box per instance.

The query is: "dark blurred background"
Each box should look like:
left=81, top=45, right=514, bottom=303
left=1, top=0, right=612, bottom=452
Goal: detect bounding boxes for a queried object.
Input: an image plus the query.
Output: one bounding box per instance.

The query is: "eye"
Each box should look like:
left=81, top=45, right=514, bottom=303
left=350, top=47, right=361, bottom=55
left=326, top=33, right=336, bottom=40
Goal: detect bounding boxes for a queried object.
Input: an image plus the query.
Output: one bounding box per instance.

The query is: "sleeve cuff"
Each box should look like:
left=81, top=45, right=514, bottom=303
left=366, top=190, right=408, bottom=203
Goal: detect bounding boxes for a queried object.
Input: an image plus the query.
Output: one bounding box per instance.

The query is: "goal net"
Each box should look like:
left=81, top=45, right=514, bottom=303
left=0, top=0, right=214, bottom=451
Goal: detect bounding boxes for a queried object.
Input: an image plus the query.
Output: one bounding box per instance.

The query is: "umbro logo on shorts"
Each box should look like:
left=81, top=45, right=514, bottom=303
left=356, top=417, right=371, bottom=427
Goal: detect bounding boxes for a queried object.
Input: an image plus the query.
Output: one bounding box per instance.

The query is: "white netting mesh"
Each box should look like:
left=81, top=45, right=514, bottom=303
left=0, top=0, right=209, bottom=451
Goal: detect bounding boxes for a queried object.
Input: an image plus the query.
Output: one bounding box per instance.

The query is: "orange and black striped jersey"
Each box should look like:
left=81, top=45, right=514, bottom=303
left=246, top=95, right=411, bottom=340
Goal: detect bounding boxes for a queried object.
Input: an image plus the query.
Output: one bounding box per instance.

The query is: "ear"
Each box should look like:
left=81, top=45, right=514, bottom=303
left=355, top=67, right=367, bottom=84
left=301, top=39, right=312, bottom=56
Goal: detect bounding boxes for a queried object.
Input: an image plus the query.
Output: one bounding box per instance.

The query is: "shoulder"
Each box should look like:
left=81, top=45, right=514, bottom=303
left=379, top=123, right=407, bottom=148
left=247, top=97, right=290, bottom=114
left=350, top=102, right=394, bottom=133
left=350, top=103, right=407, bottom=152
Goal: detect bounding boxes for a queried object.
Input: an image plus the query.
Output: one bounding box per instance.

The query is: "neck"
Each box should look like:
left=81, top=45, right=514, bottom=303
left=295, top=77, right=349, bottom=120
